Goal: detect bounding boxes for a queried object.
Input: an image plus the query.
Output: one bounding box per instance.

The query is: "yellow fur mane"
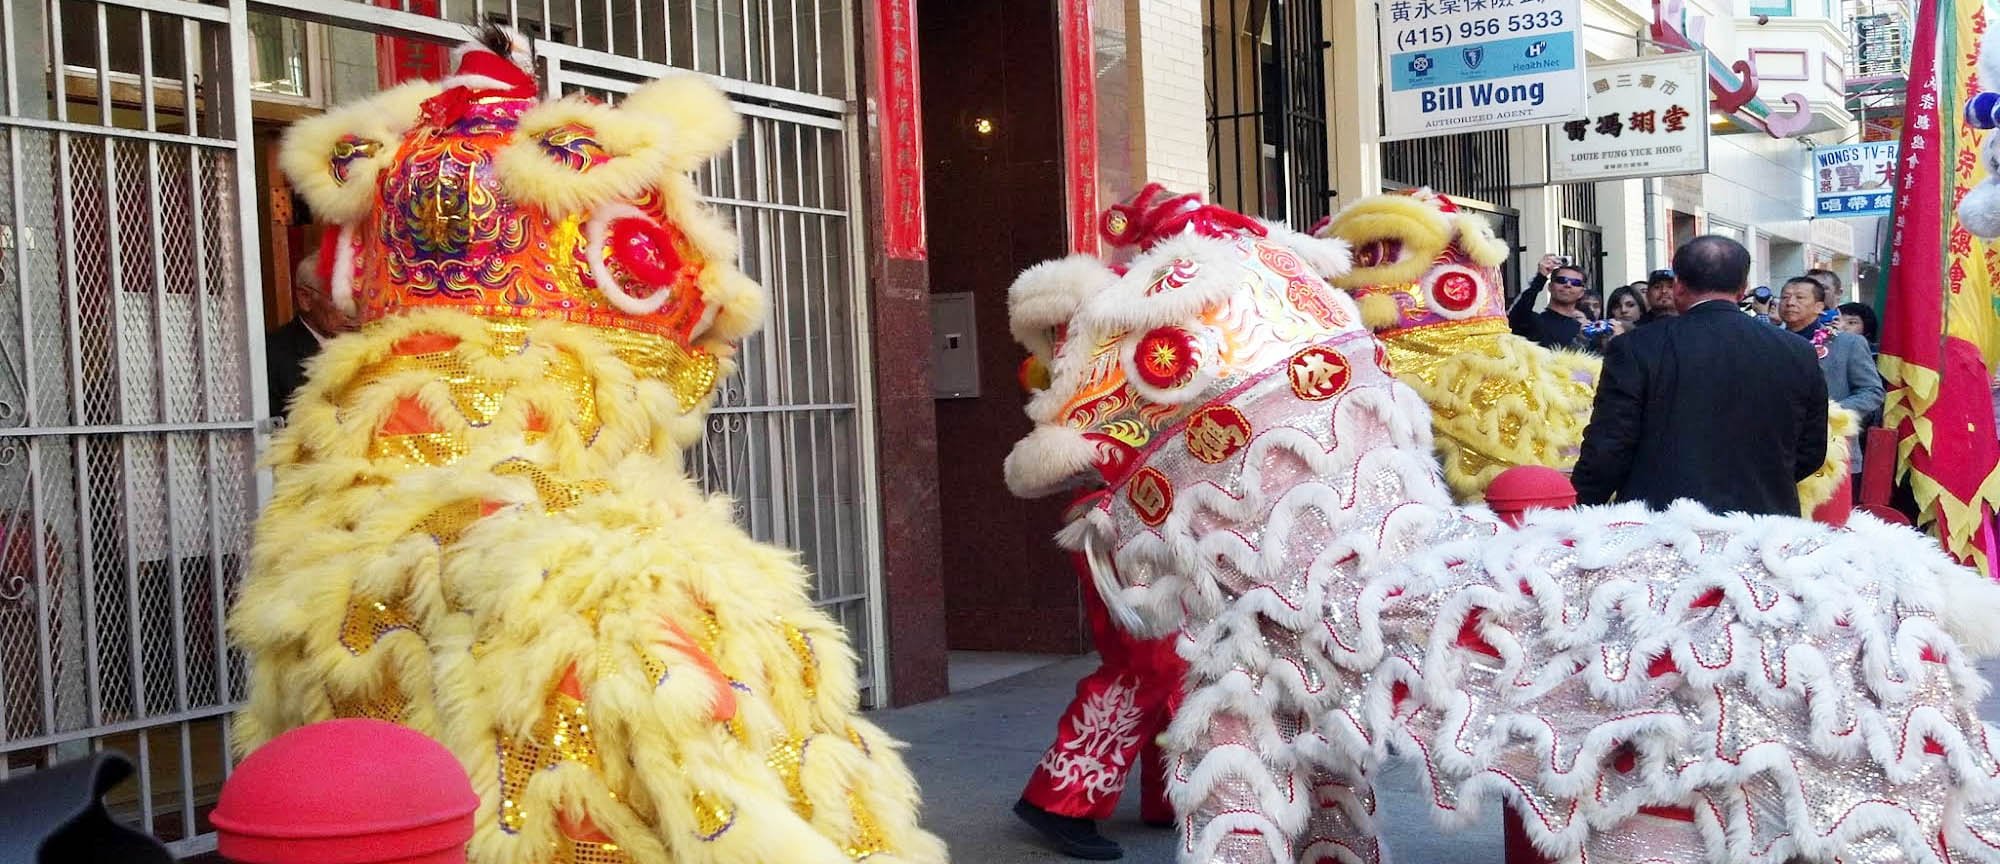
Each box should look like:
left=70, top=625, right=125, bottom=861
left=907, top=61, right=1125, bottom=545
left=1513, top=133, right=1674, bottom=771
left=232, top=312, right=946, bottom=864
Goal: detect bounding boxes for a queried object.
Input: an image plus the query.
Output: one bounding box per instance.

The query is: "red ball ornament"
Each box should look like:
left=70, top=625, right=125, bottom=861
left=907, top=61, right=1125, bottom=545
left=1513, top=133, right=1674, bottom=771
left=1432, top=270, right=1481, bottom=312
left=212, top=719, right=477, bottom=864
left=1132, top=327, right=1198, bottom=390
left=607, top=217, right=684, bottom=292
left=1485, top=465, right=1577, bottom=528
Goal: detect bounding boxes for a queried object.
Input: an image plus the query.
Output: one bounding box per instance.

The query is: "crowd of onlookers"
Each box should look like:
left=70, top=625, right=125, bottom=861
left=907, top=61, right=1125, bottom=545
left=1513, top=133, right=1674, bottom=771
left=1509, top=243, right=1887, bottom=509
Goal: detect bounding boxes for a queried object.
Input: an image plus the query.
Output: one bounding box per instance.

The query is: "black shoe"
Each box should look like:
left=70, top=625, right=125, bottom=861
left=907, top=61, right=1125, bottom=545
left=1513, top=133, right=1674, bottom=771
left=1013, top=798, right=1123, bottom=860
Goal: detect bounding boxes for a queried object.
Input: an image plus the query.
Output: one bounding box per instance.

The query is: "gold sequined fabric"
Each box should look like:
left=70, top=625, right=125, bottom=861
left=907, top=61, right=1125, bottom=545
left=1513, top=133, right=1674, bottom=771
left=767, top=736, right=813, bottom=819
left=843, top=792, right=890, bottom=861
left=339, top=597, right=417, bottom=655
left=498, top=688, right=603, bottom=833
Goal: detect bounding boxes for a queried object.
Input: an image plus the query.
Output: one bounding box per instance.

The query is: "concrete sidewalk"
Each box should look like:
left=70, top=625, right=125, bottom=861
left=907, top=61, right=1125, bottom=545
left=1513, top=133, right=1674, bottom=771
left=874, top=655, right=1505, bottom=863
left=877, top=654, right=2000, bottom=864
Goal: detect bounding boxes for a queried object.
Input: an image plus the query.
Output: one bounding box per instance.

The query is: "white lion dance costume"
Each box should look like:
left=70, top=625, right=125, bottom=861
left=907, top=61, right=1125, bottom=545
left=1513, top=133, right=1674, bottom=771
left=229, top=28, right=946, bottom=864
left=1005, top=190, right=2000, bottom=863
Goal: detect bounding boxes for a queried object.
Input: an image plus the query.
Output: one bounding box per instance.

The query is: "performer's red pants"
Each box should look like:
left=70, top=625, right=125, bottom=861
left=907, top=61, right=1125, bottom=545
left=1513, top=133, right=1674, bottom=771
left=1020, top=552, right=1186, bottom=823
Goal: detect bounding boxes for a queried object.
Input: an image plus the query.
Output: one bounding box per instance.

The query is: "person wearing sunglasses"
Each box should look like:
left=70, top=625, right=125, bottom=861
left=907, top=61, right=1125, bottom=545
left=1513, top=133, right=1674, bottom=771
left=1508, top=253, right=1621, bottom=353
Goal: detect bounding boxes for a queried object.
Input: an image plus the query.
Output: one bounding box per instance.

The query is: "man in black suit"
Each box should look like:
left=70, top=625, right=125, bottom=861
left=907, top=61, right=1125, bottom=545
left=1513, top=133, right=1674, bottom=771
left=1571, top=236, right=1828, bottom=516
left=266, top=251, right=354, bottom=416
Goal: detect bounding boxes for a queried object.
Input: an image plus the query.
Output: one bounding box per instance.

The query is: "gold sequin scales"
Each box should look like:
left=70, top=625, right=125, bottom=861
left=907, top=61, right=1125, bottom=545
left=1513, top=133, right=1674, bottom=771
left=498, top=688, right=604, bottom=834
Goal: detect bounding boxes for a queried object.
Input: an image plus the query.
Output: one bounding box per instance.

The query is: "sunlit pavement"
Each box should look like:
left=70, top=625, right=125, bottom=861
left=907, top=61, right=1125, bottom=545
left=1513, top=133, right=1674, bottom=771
left=876, top=655, right=2000, bottom=863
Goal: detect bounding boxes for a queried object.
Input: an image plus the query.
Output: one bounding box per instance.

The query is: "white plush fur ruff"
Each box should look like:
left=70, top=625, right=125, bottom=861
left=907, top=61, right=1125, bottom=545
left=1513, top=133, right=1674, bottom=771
left=1256, top=220, right=1354, bottom=281
left=1073, top=372, right=2000, bottom=864
left=1007, top=255, right=1119, bottom=360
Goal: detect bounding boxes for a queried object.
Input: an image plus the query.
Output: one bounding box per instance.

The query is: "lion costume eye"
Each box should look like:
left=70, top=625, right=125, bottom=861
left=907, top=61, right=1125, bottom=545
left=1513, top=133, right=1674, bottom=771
left=1353, top=238, right=1404, bottom=269
left=1120, top=325, right=1217, bottom=405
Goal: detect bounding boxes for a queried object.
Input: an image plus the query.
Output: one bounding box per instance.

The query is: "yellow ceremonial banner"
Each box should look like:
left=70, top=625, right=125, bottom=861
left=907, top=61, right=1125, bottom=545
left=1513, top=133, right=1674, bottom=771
left=1950, top=0, right=2000, bottom=367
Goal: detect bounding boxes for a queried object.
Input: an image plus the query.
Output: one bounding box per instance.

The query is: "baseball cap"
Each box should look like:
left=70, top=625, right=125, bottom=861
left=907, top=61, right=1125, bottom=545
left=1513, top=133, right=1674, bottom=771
left=1647, top=269, right=1675, bottom=282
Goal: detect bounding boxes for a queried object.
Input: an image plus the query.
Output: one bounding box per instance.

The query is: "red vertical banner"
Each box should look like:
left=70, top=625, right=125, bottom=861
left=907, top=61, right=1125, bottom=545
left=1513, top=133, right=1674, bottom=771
left=875, top=0, right=927, bottom=260
left=374, top=0, right=449, bottom=88
left=1059, top=0, right=1099, bottom=256
left=1879, top=0, right=1946, bottom=444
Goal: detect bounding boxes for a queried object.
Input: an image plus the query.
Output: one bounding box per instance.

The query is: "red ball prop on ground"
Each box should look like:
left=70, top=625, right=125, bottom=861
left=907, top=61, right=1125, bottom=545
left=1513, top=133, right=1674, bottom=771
left=211, top=718, right=477, bottom=864
left=1485, top=465, right=1577, bottom=528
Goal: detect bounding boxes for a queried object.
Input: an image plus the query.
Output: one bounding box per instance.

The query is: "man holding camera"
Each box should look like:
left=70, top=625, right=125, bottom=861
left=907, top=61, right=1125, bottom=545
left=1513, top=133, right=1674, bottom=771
left=1508, top=253, right=1623, bottom=353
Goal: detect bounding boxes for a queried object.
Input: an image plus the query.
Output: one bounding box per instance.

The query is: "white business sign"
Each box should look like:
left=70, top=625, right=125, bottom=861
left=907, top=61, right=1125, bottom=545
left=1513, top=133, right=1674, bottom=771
left=1547, top=53, right=1710, bottom=183
left=1811, top=142, right=1898, bottom=218
left=1379, top=0, right=1587, bottom=141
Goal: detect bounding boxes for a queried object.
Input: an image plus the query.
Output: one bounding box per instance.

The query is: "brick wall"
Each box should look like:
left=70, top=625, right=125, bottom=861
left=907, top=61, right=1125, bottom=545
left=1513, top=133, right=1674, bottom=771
left=1134, top=0, right=1209, bottom=194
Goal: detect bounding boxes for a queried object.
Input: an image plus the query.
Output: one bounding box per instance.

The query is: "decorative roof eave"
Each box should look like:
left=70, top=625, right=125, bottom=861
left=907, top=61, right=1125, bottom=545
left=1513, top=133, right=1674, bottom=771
left=1651, top=0, right=1815, bottom=138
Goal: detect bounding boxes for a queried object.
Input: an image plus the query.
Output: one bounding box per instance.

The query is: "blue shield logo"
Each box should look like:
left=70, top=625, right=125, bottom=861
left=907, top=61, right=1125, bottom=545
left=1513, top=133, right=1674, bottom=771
left=1463, top=46, right=1485, bottom=69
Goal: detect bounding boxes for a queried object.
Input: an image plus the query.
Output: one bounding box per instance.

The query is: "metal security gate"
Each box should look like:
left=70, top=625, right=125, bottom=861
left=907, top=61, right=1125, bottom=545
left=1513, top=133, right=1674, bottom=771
left=0, top=0, right=263, bottom=853
left=1204, top=0, right=1330, bottom=230
left=540, top=40, right=882, bottom=699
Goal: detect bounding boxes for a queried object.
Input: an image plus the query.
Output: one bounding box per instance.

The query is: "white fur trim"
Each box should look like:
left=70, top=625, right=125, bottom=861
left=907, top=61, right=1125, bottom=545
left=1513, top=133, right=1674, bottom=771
left=277, top=81, right=439, bottom=225
left=436, top=73, right=519, bottom=93
left=618, top=74, right=743, bottom=169
left=1257, top=219, right=1354, bottom=280
left=1007, top=255, right=1118, bottom=359
left=582, top=203, right=674, bottom=316
left=329, top=223, right=361, bottom=316
left=1001, top=425, right=1102, bottom=500
left=492, top=97, right=677, bottom=217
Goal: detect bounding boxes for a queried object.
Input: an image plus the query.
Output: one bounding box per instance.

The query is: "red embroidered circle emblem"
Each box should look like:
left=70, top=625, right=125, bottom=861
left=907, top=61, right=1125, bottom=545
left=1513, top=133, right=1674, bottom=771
left=1127, top=467, right=1174, bottom=526
left=608, top=217, right=685, bottom=291
left=1185, top=405, right=1253, bottom=464
left=1432, top=271, right=1480, bottom=312
left=1133, top=327, right=1198, bottom=389
left=1287, top=346, right=1352, bottom=401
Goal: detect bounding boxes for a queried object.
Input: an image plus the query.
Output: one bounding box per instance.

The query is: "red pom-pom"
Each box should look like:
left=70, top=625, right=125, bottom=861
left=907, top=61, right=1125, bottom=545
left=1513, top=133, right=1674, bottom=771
left=608, top=217, right=684, bottom=292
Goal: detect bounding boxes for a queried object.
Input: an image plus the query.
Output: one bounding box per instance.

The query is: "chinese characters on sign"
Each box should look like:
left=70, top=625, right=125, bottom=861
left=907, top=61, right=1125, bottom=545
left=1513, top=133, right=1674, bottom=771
left=1379, top=0, right=1586, bottom=141
left=1547, top=52, right=1708, bottom=183
left=1812, top=142, right=1899, bottom=219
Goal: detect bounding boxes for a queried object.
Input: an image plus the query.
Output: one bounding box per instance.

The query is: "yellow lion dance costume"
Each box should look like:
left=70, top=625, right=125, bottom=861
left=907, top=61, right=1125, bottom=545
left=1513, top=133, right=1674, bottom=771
left=229, top=27, right=947, bottom=864
left=1265, top=189, right=1852, bottom=511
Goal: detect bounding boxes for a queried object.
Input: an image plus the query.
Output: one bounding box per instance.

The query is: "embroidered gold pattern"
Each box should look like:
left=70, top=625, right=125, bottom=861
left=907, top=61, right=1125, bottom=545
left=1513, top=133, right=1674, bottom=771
left=497, top=687, right=602, bottom=833
left=782, top=621, right=819, bottom=702
left=843, top=790, right=891, bottom=860
left=767, top=735, right=813, bottom=819
left=339, top=596, right=417, bottom=655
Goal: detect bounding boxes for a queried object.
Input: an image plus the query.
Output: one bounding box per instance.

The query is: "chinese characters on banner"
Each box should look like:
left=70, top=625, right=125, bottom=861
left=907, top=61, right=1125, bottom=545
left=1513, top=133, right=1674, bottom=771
left=1378, top=0, right=1586, bottom=140
left=875, top=0, right=926, bottom=260
left=1811, top=142, right=1899, bottom=218
left=1547, top=52, right=1708, bottom=183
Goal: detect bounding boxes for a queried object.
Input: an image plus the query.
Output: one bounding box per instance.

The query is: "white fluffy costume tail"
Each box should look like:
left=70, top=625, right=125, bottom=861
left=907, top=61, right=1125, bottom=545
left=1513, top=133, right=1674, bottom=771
left=1011, top=191, right=2000, bottom=864
left=230, top=29, right=945, bottom=864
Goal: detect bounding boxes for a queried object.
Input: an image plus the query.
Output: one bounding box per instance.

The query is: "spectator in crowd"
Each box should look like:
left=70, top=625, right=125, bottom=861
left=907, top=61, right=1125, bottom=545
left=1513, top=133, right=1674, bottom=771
left=1579, top=291, right=1603, bottom=321
left=1779, top=277, right=1884, bottom=489
left=1806, top=268, right=1844, bottom=302
left=1638, top=269, right=1678, bottom=325
left=1837, top=301, right=1879, bottom=349
left=1606, top=284, right=1647, bottom=326
left=1572, top=236, right=1828, bottom=515
left=266, top=248, right=357, bottom=416
left=1509, top=254, right=1622, bottom=353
